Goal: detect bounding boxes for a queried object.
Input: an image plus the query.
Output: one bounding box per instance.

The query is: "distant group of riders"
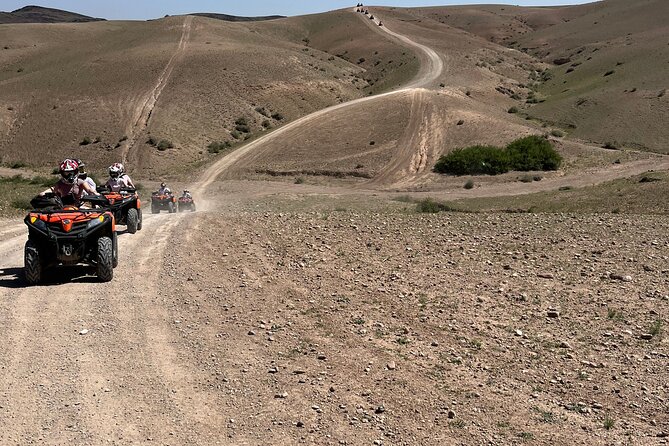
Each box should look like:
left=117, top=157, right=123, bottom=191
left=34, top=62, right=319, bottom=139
left=41, top=158, right=190, bottom=206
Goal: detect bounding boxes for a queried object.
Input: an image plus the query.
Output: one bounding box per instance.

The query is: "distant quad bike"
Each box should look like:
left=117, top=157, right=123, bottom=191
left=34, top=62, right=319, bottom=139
left=379, top=21, right=383, bottom=27
left=98, top=186, right=142, bottom=233
left=151, top=191, right=177, bottom=214
left=24, top=194, right=118, bottom=285
left=178, top=196, right=196, bottom=212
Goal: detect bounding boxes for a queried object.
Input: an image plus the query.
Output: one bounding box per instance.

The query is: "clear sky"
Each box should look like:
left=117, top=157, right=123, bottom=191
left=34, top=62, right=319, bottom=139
left=2, top=1, right=592, bottom=20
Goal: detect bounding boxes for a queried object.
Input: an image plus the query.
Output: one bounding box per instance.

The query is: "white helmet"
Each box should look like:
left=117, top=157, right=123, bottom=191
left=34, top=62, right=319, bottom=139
left=109, top=164, right=122, bottom=179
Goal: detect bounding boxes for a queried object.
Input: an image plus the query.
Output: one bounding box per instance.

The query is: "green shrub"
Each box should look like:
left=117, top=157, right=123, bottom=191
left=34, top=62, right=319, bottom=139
left=434, top=145, right=510, bottom=175
left=416, top=198, right=455, bottom=213
left=157, top=140, right=174, bottom=151
left=235, top=124, right=251, bottom=133
left=207, top=141, right=232, bottom=154
left=147, top=136, right=157, bottom=146
left=294, top=177, right=305, bottom=184
left=434, top=136, right=561, bottom=175
left=235, top=117, right=248, bottom=126
left=508, top=106, right=519, bottom=114
left=550, top=129, right=564, bottom=137
left=464, top=179, right=475, bottom=189
left=271, top=112, right=284, bottom=121
left=9, top=162, right=26, bottom=169
left=80, top=136, right=91, bottom=146
left=505, top=135, right=562, bottom=171
left=230, top=130, right=241, bottom=140
left=11, top=198, right=32, bottom=210
left=262, top=120, right=272, bottom=129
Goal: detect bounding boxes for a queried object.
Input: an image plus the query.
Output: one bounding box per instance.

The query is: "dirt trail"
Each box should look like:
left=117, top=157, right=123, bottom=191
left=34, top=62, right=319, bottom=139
left=120, top=16, right=193, bottom=166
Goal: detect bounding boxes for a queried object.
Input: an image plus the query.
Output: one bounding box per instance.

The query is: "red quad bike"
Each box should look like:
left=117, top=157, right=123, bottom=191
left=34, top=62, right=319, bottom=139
left=98, top=186, right=143, bottom=233
left=178, top=196, right=196, bottom=212
left=23, top=194, right=118, bottom=285
left=151, top=191, right=177, bottom=214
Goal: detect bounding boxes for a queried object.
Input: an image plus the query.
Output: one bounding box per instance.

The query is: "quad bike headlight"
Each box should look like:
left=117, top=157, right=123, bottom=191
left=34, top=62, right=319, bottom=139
left=28, top=216, right=47, bottom=231
left=86, top=214, right=107, bottom=230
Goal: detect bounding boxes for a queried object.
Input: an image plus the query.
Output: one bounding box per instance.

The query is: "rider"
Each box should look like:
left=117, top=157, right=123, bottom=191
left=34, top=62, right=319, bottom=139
left=105, top=162, right=135, bottom=192
left=158, top=182, right=171, bottom=195
left=76, top=159, right=96, bottom=193
left=41, top=159, right=99, bottom=206
left=181, top=189, right=192, bottom=199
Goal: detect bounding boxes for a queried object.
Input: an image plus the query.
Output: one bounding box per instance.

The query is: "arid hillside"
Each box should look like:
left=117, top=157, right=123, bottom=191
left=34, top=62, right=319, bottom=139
left=0, top=12, right=419, bottom=180
left=400, top=0, right=669, bottom=153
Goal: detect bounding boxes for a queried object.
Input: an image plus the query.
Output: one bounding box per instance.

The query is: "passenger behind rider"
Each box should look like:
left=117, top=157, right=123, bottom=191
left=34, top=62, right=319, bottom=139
left=105, top=162, right=135, bottom=192
left=76, top=159, right=97, bottom=193
left=41, top=159, right=99, bottom=206
left=158, top=182, right=171, bottom=195
left=181, top=189, right=192, bottom=199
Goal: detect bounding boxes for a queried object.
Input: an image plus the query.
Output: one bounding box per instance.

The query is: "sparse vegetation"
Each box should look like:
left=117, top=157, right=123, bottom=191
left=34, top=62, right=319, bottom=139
left=550, top=130, right=564, bottom=137
left=294, top=177, right=305, bottom=184
left=649, top=319, right=663, bottom=337
left=271, top=112, right=284, bottom=121
left=207, top=141, right=232, bottom=154
left=464, top=179, right=475, bottom=189
left=415, top=198, right=458, bottom=213
left=604, top=416, right=615, bottom=430
left=157, top=139, right=174, bottom=151
left=80, top=136, right=91, bottom=146
left=508, top=106, right=519, bottom=114
left=147, top=136, right=157, bottom=146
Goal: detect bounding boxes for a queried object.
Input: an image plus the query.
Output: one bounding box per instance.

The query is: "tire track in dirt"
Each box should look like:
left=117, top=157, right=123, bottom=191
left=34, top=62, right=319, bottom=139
left=120, top=16, right=193, bottom=166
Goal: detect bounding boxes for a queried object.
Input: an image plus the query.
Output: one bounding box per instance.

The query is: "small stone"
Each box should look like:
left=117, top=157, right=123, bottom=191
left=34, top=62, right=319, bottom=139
left=547, top=309, right=560, bottom=318
left=515, top=329, right=523, bottom=336
left=448, top=410, right=456, bottom=419
left=275, top=392, right=288, bottom=399
left=640, top=333, right=653, bottom=340
left=431, top=341, right=439, bottom=347
left=268, top=367, right=278, bottom=374
left=317, top=354, right=327, bottom=360
left=386, top=361, right=396, bottom=370
left=296, top=421, right=304, bottom=428
left=248, top=330, right=256, bottom=336
left=375, top=406, right=385, bottom=414
left=79, top=329, right=89, bottom=335
left=559, top=341, right=572, bottom=349
left=538, top=273, right=554, bottom=279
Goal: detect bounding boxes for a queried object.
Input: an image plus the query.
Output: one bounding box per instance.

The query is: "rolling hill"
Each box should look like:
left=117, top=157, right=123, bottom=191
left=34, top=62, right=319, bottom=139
left=0, top=5, right=104, bottom=24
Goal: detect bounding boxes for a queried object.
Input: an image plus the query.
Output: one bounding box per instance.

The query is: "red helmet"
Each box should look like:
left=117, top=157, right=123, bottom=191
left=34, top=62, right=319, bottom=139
left=59, top=159, right=79, bottom=184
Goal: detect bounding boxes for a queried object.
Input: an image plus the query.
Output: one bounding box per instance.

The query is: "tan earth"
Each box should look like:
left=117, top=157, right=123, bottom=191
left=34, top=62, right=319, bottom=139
left=0, top=2, right=668, bottom=445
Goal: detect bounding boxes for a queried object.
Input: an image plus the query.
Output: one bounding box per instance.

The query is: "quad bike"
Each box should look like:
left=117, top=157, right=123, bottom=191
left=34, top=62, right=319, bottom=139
left=23, top=194, right=118, bottom=285
left=151, top=191, right=177, bottom=214
left=97, top=186, right=142, bottom=233
left=178, top=196, right=196, bottom=212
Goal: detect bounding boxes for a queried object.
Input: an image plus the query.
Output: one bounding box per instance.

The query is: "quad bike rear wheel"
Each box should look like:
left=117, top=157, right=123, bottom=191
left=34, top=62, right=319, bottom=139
left=168, top=202, right=175, bottom=213
left=127, top=208, right=139, bottom=234
left=137, top=209, right=143, bottom=231
left=97, top=236, right=114, bottom=282
left=178, top=203, right=183, bottom=213
left=24, top=239, right=42, bottom=285
left=151, top=205, right=159, bottom=214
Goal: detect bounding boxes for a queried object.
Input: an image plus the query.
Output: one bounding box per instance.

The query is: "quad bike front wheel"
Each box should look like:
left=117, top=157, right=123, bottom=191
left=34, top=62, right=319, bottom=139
left=126, top=208, right=139, bottom=234
left=168, top=202, right=175, bottom=213
left=97, top=236, right=114, bottom=282
left=24, top=239, right=42, bottom=285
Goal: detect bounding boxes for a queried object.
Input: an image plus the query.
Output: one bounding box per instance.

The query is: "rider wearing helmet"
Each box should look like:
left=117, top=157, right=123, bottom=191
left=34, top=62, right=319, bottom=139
left=181, top=189, right=192, bottom=199
left=158, top=182, right=171, bottom=195
left=41, top=159, right=99, bottom=205
left=76, top=159, right=97, bottom=193
left=105, top=162, right=135, bottom=192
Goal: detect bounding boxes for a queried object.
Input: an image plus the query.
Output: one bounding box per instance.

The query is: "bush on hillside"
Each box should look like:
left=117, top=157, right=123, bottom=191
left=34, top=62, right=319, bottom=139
left=434, top=145, right=510, bottom=176
left=506, top=135, right=562, bottom=171
left=434, top=136, right=562, bottom=176
left=157, top=139, right=174, bottom=151
left=207, top=141, right=232, bottom=154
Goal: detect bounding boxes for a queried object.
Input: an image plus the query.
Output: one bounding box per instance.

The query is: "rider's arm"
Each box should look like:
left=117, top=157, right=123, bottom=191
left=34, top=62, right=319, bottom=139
left=83, top=181, right=100, bottom=196
left=125, top=176, right=135, bottom=188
